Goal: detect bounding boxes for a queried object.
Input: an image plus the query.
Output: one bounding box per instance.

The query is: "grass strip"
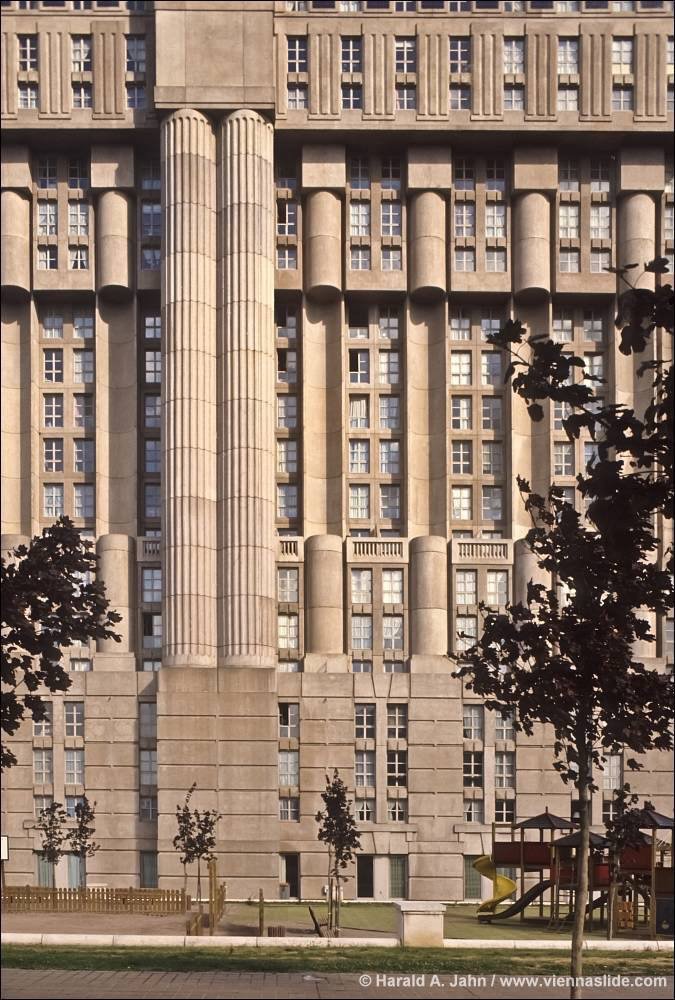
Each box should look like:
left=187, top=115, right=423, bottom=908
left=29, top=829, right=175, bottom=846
left=1, top=945, right=672, bottom=977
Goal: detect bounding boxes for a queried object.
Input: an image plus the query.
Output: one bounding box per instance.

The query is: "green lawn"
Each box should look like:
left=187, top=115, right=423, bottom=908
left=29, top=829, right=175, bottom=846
left=1, top=945, right=671, bottom=977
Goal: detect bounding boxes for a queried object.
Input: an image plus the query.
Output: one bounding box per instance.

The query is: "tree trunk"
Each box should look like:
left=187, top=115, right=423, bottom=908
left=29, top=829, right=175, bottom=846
left=183, top=862, right=187, bottom=900
left=326, top=849, right=333, bottom=934
left=570, top=761, right=591, bottom=1000
left=334, top=873, right=341, bottom=938
left=197, top=857, right=202, bottom=916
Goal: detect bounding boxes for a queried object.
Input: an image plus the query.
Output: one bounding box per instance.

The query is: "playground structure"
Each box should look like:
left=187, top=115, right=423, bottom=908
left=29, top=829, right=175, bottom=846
left=473, top=807, right=674, bottom=937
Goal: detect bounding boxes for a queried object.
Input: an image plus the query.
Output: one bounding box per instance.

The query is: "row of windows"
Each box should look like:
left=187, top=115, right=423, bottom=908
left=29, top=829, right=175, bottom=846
left=282, top=1, right=671, bottom=12
left=34, top=200, right=160, bottom=239
left=42, top=438, right=94, bottom=473
left=7, top=1, right=149, bottom=10
left=42, top=483, right=94, bottom=518
left=18, top=82, right=147, bottom=110
left=34, top=156, right=161, bottom=192
left=33, top=748, right=85, bottom=784
left=288, top=34, right=674, bottom=78
left=17, top=33, right=146, bottom=73
left=464, top=705, right=515, bottom=740
left=33, top=703, right=84, bottom=738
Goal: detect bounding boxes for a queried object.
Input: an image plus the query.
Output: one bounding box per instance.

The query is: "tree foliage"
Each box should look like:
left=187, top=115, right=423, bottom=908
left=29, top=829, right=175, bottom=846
left=35, top=801, right=68, bottom=881
left=1, top=517, right=122, bottom=769
left=455, top=264, right=673, bottom=994
left=67, top=795, right=100, bottom=884
left=173, top=783, right=221, bottom=910
left=315, top=769, right=361, bottom=935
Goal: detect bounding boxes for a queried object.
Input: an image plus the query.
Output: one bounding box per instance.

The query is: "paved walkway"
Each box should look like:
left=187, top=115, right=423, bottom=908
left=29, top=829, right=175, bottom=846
left=1, top=970, right=673, bottom=999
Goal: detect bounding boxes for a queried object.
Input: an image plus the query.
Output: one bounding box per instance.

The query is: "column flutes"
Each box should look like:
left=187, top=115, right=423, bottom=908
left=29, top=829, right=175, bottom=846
left=161, top=109, right=218, bottom=667
left=218, top=110, right=276, bottom=666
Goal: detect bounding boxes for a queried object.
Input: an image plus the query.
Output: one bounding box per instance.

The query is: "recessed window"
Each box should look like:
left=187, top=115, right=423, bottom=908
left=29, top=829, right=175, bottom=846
left=451, top=440, right=472, bottom=475
left=449, top=38, right=471, bottom=74
left=395, top=37, right=416, bottom=73
left=558, top=86, right=579, bottom=112
left=342, top=84, right=362, bottom=110
left=455, top=570, right=477, bottom=606
left=18, top=34, right=38, bottom=70
left=504, top=85, right=525, bottom=111
left=449, top=85, right=471, bottom=111
left=351, top=614, right=373, bottom=649
left=277, top=483, right=298, bottom=519
left=126, top=35, right=146, bottom=73
left=72, top=83, right=93, bottom=109
left=612, top=85, right=634, bottom=111
left=557, top=38, right=579, bottom=75
left=71, top=35, right=92, bottom=72
left=126, top=83, right=146, bottom=109
left=451, top=396, right=472, bottom=431
left=482, top=485, right=503, bottom=521
left=18, top=83, right=39, bottom=109
left=454, top=203, right=475, bottom=238
left=287, top=36, right=308, bottom=73
left=395, top=85, right=416, bottom=110
left=278, top=613, right=299, bottom=650
left=503, top=38, right=525, bottom=74
left=454, top=249, right=475, bottom=272
left=287, top=84, right=308, bottom=110
left=451, top=486, right=472, bottom=521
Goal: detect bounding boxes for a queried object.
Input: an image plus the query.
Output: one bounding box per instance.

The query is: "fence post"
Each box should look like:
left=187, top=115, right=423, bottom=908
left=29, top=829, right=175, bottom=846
left=258, top=888, right=265, bottom=937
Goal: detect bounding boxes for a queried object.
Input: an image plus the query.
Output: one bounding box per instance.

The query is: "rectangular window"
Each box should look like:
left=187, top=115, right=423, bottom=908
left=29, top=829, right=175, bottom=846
left=70, top=657, right=92, bottom=672
left=352, top=660, right=373, bottom=674
left=126, top=35, right=146, bottom=73
left=279, top=703, right=300, bottom=739
left=454, top=202, right=475, bottom=238
left=464, top=799, right=484, bottom=823
left=18, top=83, right=39, bottom=109
left=287, top=84, right=308, bottom=110
left=482, top=441, right=503, bottom=476
left=341, top=35, right=362, bottom=72
left=73, top=394, right=94, bottom=429
left=558, top=38, right=579, bottom=74
left=449, top=85, right=471, bottom=110
left=559, top=159, right=579, bottom=192
left=451, top=485, right=472, bottom=521
left=559, top=250, right=580, bottom=273
left=349, top=439, right=370, bottom=474
left=126, top=83, right=146, bottom=109
left=43, top=438, right=64, bottom=473
left=395, top=85, right=417, bottom=110
left=495, top=751, right=515, bottom=788
left=276, top=484, right=298, bottom=519
left=380, top=485, right=401, bottom=520
left=388, top=800, right=407, bottom=822
left=279, top=797, right=300, bottom=821
left=355, top=750, right=375, bottom=787
left=450, top=352, right=472, bottom=386
left=504, top=84, right=525, bottom=111
left=69, top=247, right=89, bottom=270
left=387, top=750, right=407, bottom=787
left=463, top=704, right=483, bottom=740
left=73, top=438, right=94, bottom=473
left=485, top=204, right=506, bottom=239
left=450, top=310, right=471, bottom=341
left=73, top=350, right=94, bottom=383
left=139, top=749, right=157, bottom=786
left=18, top=34, right=38, bottom=70
left=495, top=710, right=516, bottom=742
left=379, top=396, right=399, bottom=430
left=558, top=85, right=579, bottom=111
left=43, top=314, right=64, bottom=339
left=43, top=350, right=64, bottom=384
left=140, top=795, right=158, bottom=821
left=64, top=749, right=85, bottom=785
left=486, top=160, right=506, bottom=193
left=141, top=201, right=161, bottom=237
left=142, top=612, right=162, bottom=648
left=486, top=570, right=508, bottom=606
left=451, top=440, right=472, bottom=475
left=287, top=36, right=308, bottom=73
left=33, top=749, right=53, bottom=785
left=142, top=567, right=162, bottom=603
left=455, top=569, right=477, bottom=606
left=355, top=704, right=376, bottom=740
left=449, top=37, right=471, bottom=73
left=590, top=250, right=611, bottom=273
left=387, top=704, right=407, bottom=739
left=71, top=34, right=92, bottom=72
left=383, top=614, right=404, bottom=650
left=451, top=396, right=471, bottom=430
left=382, top=248, right=402, bottom=271
left=349, top=157, right=370, bottom=190
left=378, top=440, right=400, bottom=477
left=352, top=614, right=373, bottom=649
left=495, top=800, right=516, bottom=823
left=559, top=204, right=580, bottom=239
left=590, top=160, right=611, bottom=193
left=554, top=441, right=575, bottom=476
left=612, top=85, right=634, bottom=111
left=457, top=615, right=477, bottom=652
left=277, top=348, right=297, bottom=384
left=38, top=202, right=58, bottom=237
left=73, top=484, right=94, bottom=518
left=612, top=37, right=633, bottom=73
left=382, top=569, right=403, bottom=605
left=454, top=249, right=475, bottom=272
left=144, top=351, right=162, bottom=383
left=43, top=483, right=64, bottom=518
left=482, top=485, right=503, bottom=520
left=378, top=351, right=399, bottom=385
left=349, top=485, right=370, bottom=520
left=350, top=246, right=371, bottom=270
left=278, top=567, right=299, bottom=604
left=590, top=204, right=611, bottom=240
left=278, top=613, right=299, bottom=649
left=68, top=202, right=89, bottom=237
left=482, top=396, right=502, bottom=431
left=64, top=702, right=84, bottom=738
left=349, top=202, right=370, bottom=239
left=34, top=704, right=53, bottom=737
left=382, top=158, right=402, bottom=191
left=72, top=82, right=93, bottom=109
left=38, top=158, right=57, bottom=189
left=351, top=568, right=373, bottom=605
left=486, top=249, right=507, bottom=273
left=381, top=201, right=402, bottom=237
left=277, top=395, right=298, bottom=429
left=395, top=37, right=416, bottom=73
left=504, top=37, right=525, bottom=74
left=463, top=751, right=483, bottom=787
left=454, top=158, right=474, bottom=191
left=481, top=352, right=502, bottom=386
left=277, top=439, right=298, bottom=474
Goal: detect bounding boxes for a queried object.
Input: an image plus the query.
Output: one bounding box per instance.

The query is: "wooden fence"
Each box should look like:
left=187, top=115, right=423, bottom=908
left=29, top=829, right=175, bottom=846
left=2, top=885, right=190, bottom=915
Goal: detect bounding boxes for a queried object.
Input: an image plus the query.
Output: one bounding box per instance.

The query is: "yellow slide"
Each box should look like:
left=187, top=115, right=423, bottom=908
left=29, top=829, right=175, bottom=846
left=473, top=855, right=517, bottom=914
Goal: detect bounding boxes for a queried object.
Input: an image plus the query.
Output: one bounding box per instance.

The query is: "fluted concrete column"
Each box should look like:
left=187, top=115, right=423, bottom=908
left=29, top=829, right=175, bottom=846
left=513, top=192, right=550, bottom=301
left=304, top=190, right=342, bottom=301
left=409, top=536, right=448, bottom=655
left=96, top=534, right=134, bottom=653
left=97, top=189, right=133, bottom=297
left=409, top=191, right=446, bottom=301
left=305, top=535, right=343, bottom=654
left=161, top=109, right=218, bottom=667
left=218, top=110, right=276, bottom=666
left=618, top=192, right=656, bottom=290
left=1, top=190, right=30, bottom=296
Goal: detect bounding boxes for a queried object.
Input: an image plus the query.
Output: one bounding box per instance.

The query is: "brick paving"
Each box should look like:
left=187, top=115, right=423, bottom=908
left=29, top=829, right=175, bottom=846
left=1, top=970, right=673, bottom=999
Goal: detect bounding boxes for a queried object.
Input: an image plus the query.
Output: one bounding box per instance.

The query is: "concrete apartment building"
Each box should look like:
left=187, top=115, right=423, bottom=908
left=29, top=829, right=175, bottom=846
left=1, top=0, right=673, bottom=902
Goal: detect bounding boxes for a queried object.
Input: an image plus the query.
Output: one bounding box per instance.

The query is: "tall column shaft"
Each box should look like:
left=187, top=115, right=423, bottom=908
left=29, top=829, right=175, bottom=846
left=161, top=109, right=218, bottom=667
left=218, top=110, right=276, bottom=666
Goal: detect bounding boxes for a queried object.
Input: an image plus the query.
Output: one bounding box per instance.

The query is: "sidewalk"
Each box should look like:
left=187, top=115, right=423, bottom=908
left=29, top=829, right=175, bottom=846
left=1, top=969, right=673, bottom=1000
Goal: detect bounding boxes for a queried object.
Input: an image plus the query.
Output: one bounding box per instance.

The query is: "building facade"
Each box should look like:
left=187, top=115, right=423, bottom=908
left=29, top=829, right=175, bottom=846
left=1, top=0, right=673, bottom=902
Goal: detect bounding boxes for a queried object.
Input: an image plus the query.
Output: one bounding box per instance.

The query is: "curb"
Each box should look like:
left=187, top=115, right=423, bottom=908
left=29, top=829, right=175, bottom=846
left=2, top=932, right=672, bottom=951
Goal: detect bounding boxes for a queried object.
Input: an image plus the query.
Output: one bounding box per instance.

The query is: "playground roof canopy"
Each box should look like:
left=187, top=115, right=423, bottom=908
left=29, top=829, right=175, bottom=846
left=514, top=809, right=577, bottom=831
left=553, top=831, right=610, bottom=848
left=637, top=808, right=674, bottom=830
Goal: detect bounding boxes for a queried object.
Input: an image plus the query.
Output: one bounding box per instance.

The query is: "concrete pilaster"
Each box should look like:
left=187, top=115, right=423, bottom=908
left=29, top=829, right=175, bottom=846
left=161, top=109, right=218, bottom=667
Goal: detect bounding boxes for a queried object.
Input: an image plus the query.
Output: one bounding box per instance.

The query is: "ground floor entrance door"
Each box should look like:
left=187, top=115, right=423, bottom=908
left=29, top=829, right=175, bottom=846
left=280, top=853, right=300, bottom=898
left=357, top=854, right=374, bottom=898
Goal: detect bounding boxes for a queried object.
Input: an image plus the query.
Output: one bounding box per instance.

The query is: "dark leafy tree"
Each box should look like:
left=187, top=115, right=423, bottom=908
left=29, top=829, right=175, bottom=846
left=173, top=783, right=221, bottom=913
left=174, top=782, right=197, bottom=897
left=34, top=801, right=68, bottom=888
left=67, top=795, right=100, bottom=887
left=1, top=517, right=122, bottom=769
left=455, top=263, right=673, bottom=998
left=315, top=769, right=361, bottom=936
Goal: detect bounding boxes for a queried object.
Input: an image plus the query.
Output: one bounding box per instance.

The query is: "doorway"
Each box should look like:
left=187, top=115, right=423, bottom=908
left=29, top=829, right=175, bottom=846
left=280, top=853, right=300, bottom=898
left=357, top=855, right=374, bottom=898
